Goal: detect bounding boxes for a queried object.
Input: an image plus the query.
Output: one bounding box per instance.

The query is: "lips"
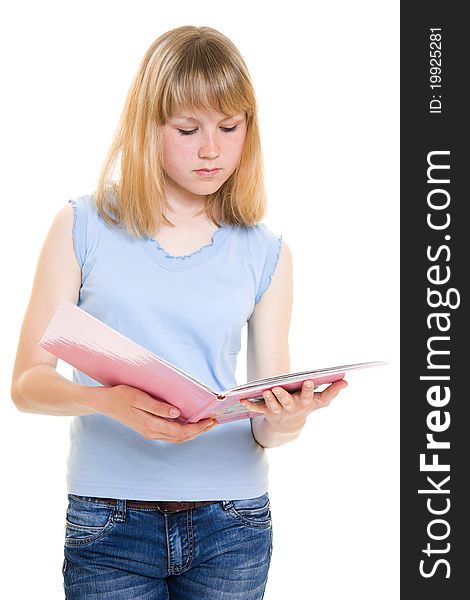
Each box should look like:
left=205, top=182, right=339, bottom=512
left=194, top=168, right=221, bottom=177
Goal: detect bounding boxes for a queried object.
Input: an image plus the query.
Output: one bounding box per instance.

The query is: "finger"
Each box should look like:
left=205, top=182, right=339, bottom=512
left=165, top=418, right=216, bottom=438
left=299, top=380, right=315, bottom=405
left=193, top=418, right=218, bottom=432
left=271, top=387, right=294, bottom=410
left=134, top=395, right=182, bottom=420
left=182, top=422, right=217, bottom=442
left=180, top=420, right=219, bottom=442
left=324, top=379, right=348, bottom=397
left=314, top=380, right=348, bottom=405
left=239, top=398, right=269, bottom=417
left=262, top=390, right=282, bottom=413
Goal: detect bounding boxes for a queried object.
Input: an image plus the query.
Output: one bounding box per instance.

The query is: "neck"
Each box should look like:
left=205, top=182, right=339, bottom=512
left=162, top=181, right=221, bottom=226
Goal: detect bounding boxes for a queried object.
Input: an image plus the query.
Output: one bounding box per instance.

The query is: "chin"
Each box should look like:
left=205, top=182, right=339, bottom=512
left=190, top=182, right=224, bottom=195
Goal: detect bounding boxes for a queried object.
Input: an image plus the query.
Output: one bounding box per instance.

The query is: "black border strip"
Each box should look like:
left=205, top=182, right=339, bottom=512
left=401, top=3, right=468, bottom=596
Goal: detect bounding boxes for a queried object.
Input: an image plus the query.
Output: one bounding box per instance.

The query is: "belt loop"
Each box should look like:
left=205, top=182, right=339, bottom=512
left=113, top=499, right=126, bottom=522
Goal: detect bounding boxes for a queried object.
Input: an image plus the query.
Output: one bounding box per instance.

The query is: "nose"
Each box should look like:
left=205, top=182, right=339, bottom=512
left=198, top=132, right=221, bottom=159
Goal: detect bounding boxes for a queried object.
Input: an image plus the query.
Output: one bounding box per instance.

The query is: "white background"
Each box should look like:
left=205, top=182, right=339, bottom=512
left=1, top=1, right=399, bottom=598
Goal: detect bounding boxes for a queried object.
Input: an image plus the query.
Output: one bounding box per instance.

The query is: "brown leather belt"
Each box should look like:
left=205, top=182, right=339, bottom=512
left=95, top=497, right=218, bottom=513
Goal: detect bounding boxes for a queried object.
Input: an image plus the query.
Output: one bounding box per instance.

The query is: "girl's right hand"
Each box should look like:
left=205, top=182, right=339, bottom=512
left=92, top=384, right=218, bottom=443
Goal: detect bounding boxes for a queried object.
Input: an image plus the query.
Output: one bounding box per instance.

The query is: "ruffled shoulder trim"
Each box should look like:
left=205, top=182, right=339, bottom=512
left=254, top=225, right=283, bottom=304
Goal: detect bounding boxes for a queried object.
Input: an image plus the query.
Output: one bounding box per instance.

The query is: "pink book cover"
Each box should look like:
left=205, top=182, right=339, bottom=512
left=39, top=299, right=386, bottom=424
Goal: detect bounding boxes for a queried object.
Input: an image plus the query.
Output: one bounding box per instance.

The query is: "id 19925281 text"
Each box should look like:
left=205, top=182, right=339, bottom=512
left=429, top=28, right=442, bottom=114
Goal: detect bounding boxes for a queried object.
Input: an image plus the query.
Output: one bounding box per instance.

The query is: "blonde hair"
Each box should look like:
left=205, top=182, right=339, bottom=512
left=94, top=25, right=267, bottom=239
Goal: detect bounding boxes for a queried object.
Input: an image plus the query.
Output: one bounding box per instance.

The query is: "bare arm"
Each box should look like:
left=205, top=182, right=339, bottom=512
left=11, top=203, right=86, bottom=413
left=246, top=239, right=348, bottom=447
left=13, top=363, right=106, bottom=416
left=246, top=240, right=301, bottom=448
left=10, top=204, right=215, bottom=442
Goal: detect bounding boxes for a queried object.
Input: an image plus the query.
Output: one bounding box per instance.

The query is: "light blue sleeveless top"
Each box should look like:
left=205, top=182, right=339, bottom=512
left=66, top=194, right=282, bottom=500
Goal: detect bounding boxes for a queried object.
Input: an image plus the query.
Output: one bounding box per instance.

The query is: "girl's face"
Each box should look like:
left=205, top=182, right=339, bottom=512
left=161, top=109, right=247, bottom=199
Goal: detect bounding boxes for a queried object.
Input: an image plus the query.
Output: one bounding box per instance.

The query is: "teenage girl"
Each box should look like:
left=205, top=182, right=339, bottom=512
left=11, top=25, right=347, bottom=599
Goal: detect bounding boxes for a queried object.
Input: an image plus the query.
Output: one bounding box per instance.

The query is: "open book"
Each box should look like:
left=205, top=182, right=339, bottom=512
left=39, top=299, right=386, bottom=424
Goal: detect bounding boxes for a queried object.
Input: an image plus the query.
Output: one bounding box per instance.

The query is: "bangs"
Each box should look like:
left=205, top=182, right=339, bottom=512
left=157, top=42, right=253, bottom=123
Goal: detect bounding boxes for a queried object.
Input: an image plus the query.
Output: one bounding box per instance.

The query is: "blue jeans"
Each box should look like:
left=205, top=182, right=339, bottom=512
left=63, top=493, right=273, bottom=599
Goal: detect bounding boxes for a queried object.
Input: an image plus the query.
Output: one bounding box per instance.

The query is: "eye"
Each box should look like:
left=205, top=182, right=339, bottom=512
left=176, top=125, right=239, bottom=136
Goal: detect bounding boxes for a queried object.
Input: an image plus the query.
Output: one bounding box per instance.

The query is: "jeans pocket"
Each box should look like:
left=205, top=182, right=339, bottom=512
left=64, top=495, right=116, bottom=547
left=223, top=493, right=272, bottom=529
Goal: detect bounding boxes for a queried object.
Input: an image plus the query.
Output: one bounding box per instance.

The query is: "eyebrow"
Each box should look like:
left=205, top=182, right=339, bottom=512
left=173, top=114, right=244, bottom=123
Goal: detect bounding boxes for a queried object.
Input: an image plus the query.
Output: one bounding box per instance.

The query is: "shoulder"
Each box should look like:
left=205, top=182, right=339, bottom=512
left=67, top=192, right=114, bottom=239
left=250, top=221, right=290, bottom=266
left=65, top=193, right=104, bottom=268
left=68, top=193, right=98, bottom=216
left=233, top=221, right=284, bottom=258
left=242, top=221, right=281, bottom=243
left=233, top=221, right=292, bottom=304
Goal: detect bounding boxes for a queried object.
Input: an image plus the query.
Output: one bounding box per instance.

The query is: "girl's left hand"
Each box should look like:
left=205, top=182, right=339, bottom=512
left=239, top=379, right=348, bottom=434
